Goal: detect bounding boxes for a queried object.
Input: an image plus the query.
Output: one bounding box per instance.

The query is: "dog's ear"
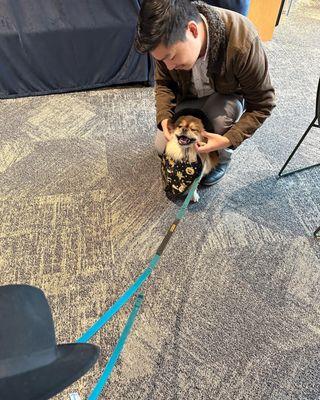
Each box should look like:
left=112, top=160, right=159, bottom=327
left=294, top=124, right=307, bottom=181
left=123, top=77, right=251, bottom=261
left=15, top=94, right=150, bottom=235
left=167, top=119, right=175, bottom=132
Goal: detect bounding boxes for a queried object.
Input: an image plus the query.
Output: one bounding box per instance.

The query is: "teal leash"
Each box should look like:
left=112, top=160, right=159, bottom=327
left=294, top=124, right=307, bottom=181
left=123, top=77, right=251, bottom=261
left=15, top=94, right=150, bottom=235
left=77, top=174, right=201, bottom=344
left=78, top=175, right=202, bottom=398
left=87, top=294, right=144, bottom=400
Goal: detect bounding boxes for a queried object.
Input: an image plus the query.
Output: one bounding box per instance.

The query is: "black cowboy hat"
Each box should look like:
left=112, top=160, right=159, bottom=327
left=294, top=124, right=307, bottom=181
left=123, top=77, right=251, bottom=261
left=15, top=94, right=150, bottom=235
left=0, top=284, right=99, bottom=400
left=172, top=108, right=214, bottom=132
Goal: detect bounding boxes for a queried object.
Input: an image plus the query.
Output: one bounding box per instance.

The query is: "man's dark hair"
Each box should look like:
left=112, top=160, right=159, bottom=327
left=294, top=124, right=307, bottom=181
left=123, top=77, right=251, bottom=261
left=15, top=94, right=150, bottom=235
left=135, top=0, right=201, bottom=53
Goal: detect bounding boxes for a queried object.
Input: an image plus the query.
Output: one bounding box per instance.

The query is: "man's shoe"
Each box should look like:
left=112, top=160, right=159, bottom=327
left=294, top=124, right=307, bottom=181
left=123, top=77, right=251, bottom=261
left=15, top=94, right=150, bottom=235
left=201, top=163, right=229, bottom=186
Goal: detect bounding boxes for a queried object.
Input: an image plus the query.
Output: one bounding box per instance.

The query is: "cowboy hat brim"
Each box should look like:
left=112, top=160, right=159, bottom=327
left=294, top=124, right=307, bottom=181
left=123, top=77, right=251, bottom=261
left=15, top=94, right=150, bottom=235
left=0, top=342, right=99, bottom=400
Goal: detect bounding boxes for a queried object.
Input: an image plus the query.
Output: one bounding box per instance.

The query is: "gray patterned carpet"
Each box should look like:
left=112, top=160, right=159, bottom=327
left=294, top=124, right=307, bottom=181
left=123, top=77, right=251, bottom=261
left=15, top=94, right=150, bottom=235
left=0, top=0, right=319, bottom=399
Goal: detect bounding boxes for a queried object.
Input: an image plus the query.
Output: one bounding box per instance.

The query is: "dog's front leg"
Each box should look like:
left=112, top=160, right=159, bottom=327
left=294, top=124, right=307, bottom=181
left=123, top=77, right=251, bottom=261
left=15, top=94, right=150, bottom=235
left=192, top=189, right=200, bottom=202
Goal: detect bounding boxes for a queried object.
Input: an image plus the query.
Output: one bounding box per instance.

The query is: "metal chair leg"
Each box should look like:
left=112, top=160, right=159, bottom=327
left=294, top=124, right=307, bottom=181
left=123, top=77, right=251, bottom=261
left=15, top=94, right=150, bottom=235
left=276, top=0, right=286, bottom=26
left=286, top=0, right=295, bottom=15
left=278, top=116, right=319, bottom=178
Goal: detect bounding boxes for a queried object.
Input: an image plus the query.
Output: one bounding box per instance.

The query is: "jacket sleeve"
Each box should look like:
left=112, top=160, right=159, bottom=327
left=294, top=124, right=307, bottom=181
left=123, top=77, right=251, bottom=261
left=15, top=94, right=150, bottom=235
left=223, top=37, right=276, bottom=148
left=155, top=61, right=178, bottom=129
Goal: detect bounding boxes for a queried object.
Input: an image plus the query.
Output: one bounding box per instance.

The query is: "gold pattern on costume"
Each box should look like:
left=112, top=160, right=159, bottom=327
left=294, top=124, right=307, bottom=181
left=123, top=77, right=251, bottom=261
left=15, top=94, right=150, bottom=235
left=185, top=167, right=195, bottom=175
left=176, top=171, right=183, bottom=180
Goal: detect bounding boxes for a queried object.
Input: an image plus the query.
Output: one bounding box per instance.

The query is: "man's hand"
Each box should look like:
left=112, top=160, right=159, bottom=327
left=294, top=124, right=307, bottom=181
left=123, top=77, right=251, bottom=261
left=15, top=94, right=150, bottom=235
left=195, top=130, right=231, bottom=153
left=161, top=119, right=173, bottom=141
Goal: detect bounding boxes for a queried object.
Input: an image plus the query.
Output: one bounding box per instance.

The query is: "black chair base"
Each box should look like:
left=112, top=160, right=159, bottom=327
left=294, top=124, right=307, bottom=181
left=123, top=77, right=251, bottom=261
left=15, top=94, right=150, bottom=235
left=278, top=77, right=320, bottom=238
left=278, top=116, right=319, bottom=178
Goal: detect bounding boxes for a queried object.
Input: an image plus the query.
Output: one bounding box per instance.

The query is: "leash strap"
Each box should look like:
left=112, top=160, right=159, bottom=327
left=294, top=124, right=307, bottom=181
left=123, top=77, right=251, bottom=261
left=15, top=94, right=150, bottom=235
left=77, top=175, right=201, bottom=344
left=76, top=175, right=201, bottom=399
left=156, top=175, right=201, bottom=255
left=87, top=294, right=144, bottom=400
left=76, top=257, right=158, bottom=343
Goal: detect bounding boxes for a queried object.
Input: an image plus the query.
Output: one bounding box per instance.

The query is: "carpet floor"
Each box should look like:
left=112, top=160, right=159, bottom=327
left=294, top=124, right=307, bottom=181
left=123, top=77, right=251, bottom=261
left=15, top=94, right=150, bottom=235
left=0, top=0, right=319, bottom=399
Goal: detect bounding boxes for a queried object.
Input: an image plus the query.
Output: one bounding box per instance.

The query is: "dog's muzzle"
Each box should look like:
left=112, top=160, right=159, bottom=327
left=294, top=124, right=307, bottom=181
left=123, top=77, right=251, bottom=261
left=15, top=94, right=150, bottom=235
left=176, top=135, right=196, bottom=146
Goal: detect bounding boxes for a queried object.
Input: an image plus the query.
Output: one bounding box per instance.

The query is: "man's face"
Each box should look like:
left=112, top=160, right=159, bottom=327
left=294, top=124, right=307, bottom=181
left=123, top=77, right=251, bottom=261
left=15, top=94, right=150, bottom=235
left=150, top=21, right=202, bottom=71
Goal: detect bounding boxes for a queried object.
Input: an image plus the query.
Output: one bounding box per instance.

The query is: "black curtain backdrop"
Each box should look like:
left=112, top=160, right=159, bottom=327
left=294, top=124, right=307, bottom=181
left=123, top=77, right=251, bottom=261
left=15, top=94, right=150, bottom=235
left=0, top=0, right=153, bottom=98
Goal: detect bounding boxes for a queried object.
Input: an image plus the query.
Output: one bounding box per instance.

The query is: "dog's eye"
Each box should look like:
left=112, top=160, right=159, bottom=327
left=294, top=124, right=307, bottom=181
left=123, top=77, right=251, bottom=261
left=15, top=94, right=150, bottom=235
left=191, top=128, right=197, bottom=132
left=178, top=125, right=183, bottom=128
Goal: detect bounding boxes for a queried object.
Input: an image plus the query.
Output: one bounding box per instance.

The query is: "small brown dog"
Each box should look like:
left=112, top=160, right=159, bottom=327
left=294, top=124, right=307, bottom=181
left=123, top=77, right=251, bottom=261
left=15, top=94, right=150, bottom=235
left=161, top=115, right=219, bottom=202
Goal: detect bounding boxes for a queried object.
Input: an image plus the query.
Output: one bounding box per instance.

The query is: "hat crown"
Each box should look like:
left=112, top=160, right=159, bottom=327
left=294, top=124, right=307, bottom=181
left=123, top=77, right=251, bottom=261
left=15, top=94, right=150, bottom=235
left=0, top=285, right=56, bottom=361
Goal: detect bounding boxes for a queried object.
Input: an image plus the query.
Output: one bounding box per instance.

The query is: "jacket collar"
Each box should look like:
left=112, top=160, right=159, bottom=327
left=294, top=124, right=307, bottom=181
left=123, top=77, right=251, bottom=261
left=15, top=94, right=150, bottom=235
left=193, top=1, right=227, bottom=75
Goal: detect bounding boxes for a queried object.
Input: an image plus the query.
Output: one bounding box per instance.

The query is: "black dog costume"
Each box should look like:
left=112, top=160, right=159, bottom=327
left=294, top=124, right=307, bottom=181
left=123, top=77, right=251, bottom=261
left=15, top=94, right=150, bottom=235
left=161, top=153, right=203, bottom=196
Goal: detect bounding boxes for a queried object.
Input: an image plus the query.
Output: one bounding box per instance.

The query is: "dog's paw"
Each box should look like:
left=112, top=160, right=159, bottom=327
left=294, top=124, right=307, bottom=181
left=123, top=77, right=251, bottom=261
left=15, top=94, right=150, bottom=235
left=192, top=191, right=200, bottom=203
